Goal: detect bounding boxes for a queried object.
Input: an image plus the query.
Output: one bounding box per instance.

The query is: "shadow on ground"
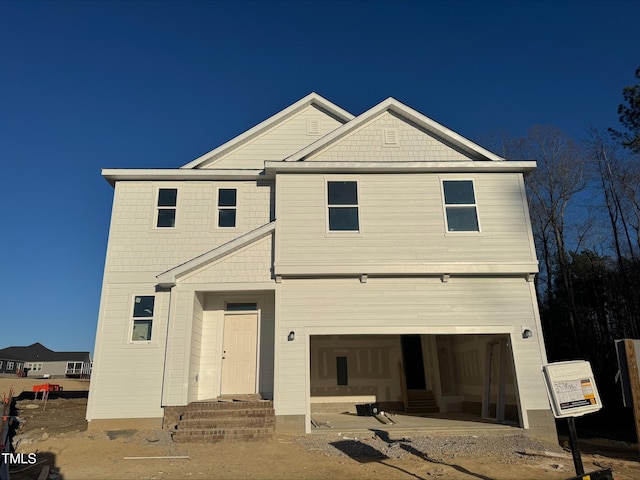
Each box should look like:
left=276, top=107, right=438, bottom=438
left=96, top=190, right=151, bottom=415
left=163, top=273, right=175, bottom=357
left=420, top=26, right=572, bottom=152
left=329, top=429, right=496, bottom=480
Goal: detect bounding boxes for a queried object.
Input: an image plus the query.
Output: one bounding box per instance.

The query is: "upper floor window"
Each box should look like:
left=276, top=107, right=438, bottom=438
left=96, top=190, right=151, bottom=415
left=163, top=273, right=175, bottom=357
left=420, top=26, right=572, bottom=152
left=218, top=188, right=237, bottom=228
left=327, top=181, right=359, bottom=231
left=156, top=188, right=177, bottom=228
left=443, top=180, right=479, bottom=232
left=131, top=295, right=154, bottom=342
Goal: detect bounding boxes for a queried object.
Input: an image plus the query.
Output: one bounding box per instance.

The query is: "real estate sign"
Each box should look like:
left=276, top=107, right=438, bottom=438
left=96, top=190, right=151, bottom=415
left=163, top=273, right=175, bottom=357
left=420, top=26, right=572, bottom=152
left=542, top=360, right=602, bottom=418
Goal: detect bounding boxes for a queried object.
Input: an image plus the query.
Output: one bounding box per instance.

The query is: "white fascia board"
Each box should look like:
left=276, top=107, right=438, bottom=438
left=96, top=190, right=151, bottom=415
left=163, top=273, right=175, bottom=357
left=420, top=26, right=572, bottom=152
left=180, top=93, right=355, bottom=170
left=101, top=168, right=265, bottom=186
left=285, top=97, right=504, bottom=162
left=265, top=160, right=537, bottom=175
left=156, top=221, right=276, bottom=287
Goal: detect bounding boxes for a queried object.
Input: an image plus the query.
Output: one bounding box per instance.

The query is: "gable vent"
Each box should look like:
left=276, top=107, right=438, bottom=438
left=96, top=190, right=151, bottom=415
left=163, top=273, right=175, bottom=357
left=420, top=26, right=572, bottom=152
left=307, top=119, right=320, bottom=135
left=384, top=128, right=398, bottom=145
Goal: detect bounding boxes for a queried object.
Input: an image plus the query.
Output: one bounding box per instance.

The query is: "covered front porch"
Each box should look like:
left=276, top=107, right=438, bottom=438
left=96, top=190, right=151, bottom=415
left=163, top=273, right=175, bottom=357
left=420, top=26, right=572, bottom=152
left=162, top=288, right=276, bottom=407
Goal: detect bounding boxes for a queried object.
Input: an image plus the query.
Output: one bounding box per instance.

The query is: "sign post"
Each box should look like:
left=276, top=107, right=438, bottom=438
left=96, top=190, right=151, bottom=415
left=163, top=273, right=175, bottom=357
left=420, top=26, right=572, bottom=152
left=542, top=360, right=612, bottom=479
left=615, top=339, right=640, bottom=455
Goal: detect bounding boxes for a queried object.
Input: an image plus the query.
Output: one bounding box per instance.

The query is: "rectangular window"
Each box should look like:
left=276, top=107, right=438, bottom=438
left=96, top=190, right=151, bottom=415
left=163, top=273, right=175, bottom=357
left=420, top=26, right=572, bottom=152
left=225, top=302, right=257, bottom=311
left=327, top=181, right=359, bottom=231
left=443, top=180, right=479, bottom=232
left=0, top=361, right=3, bottom=369
left=218, top=188, right=237, bottom=227
left=131, top=295, right=154, bottom=342
left=66, top=362, right=83, bottom=374
left=336, top=356, right=348, bottom=385
left=156, top=188, right=177, bottom=228
left=7, top=362, right=14, bottom=370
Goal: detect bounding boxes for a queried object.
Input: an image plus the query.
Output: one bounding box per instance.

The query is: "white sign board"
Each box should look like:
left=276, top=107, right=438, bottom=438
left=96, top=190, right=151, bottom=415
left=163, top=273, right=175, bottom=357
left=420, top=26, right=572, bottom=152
left=542, top=360, right=602, bottom=418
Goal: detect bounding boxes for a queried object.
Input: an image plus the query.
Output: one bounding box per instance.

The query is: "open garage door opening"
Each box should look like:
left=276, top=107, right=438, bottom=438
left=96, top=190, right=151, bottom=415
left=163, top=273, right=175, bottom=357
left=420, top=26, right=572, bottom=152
left=309, top=333, right=521, bottom=430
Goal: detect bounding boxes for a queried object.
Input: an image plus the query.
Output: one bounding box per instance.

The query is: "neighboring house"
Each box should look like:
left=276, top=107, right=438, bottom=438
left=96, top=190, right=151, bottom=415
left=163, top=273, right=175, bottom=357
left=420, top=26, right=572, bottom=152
left=0, top=343, right=91, bottom=379
left=87, top=93, right=556, bottom=442
left=0, top=355, right=23, bottom=376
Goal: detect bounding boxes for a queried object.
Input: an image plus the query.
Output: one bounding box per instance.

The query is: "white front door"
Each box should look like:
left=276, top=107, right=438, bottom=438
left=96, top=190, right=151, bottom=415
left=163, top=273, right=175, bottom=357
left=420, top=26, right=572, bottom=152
left=221, top=313, right=258, bottom=394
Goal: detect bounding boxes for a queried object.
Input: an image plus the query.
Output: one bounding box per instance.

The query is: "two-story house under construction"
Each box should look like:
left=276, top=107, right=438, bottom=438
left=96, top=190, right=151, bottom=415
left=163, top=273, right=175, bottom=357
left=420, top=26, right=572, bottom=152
left=87, top=93, right=556, bottom=442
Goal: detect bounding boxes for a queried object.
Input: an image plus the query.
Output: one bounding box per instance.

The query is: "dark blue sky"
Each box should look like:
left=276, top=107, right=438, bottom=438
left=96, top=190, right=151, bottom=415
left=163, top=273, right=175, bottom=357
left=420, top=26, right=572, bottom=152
left=1, top=1, right=638, bottom=353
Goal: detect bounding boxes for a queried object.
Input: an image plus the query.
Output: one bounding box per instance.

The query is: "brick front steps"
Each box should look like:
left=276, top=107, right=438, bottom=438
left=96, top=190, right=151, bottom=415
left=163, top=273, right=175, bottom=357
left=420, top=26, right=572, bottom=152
left=167, top=399, right=275, bottom=443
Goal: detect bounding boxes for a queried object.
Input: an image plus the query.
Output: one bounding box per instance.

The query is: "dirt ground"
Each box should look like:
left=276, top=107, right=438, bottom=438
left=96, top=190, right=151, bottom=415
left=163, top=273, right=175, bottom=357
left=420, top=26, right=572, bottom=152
left=2, top=378, right=639, bottom=480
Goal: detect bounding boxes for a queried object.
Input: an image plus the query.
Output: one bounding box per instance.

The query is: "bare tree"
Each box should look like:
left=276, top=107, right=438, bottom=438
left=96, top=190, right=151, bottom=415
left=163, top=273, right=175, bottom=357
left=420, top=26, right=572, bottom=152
left=515, top=126, right=588, bottom=355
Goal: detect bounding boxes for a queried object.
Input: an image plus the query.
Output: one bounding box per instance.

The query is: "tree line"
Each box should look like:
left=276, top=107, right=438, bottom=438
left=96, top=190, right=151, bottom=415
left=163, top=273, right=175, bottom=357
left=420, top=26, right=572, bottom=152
left=493, top=66, right=640, bottom=412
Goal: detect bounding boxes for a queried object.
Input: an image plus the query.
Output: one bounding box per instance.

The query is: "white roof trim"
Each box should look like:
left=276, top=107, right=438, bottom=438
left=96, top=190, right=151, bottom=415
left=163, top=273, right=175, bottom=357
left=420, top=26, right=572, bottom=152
left=265, top=160, right=536, bottom=174
left=284, top=97, right=504, bottom=162
left=180, top=93, right=355, bottom=170
left=156, top=221, right=276, bottom=287
left=102, top=168, right=265, bottom=186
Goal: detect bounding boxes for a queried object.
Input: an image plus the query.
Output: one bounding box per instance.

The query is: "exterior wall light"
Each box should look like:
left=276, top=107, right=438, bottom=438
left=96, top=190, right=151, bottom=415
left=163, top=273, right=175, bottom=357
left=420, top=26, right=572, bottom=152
left=522, top=329, right=533, bottom=339
left=287, top=331, right=295, bottom=341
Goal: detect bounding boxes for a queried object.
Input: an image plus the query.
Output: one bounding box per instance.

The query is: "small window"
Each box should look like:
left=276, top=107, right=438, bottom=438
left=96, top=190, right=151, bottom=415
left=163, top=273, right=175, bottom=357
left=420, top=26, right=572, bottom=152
left=132, top=295, right=154, bottom=342
left=443, top=180, right=479, bottom=232
left=218, top=188, right=237, bottom=228
left=0, top=361, right=3, bottom=369
left=156, top=188, right=177, bottom=228
left=327, top=181, right=359, bottom=231
left=225, top=302, right=257, bottom=311
left=336, top=357, right=348, bottom=386
left=7, top=362, right=14, bottom=370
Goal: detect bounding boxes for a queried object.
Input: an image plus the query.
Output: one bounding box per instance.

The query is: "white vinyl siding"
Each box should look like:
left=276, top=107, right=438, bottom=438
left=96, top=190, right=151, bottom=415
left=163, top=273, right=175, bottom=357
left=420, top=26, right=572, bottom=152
left=87, top=285, right=169, bottom=420
left=275, top=277, right=548, bottom=416
left=276, top=173, right=535, bottom=268
left=106, top=181, right=272, bottom=275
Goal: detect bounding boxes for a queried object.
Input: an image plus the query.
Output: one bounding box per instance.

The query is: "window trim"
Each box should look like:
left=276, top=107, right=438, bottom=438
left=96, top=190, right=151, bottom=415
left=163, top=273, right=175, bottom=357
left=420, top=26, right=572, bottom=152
left=325, top=179, right=361, bottom=234
left=155, top=187, right=178, bottom=229
left=216, top=187, right=238, bottom=229
left=441, top=178, right=481, bottom=234
left=66, top=361, right=84, bottom=374
left=28, top=362, right=43, bottom=371
left=130, top=294, right=155, bottom=344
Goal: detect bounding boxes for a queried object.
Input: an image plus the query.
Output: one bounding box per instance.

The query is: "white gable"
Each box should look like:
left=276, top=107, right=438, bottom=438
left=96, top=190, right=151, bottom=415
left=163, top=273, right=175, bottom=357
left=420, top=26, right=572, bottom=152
left=204, top=105, right=345, bottom=169
left=286, top=98, right=504, bottom=163
left=309, top=110, right=473, bottom=162
left=180, top=235, right=273, bottom=284
left=181, top=93, right=354, bottom=170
